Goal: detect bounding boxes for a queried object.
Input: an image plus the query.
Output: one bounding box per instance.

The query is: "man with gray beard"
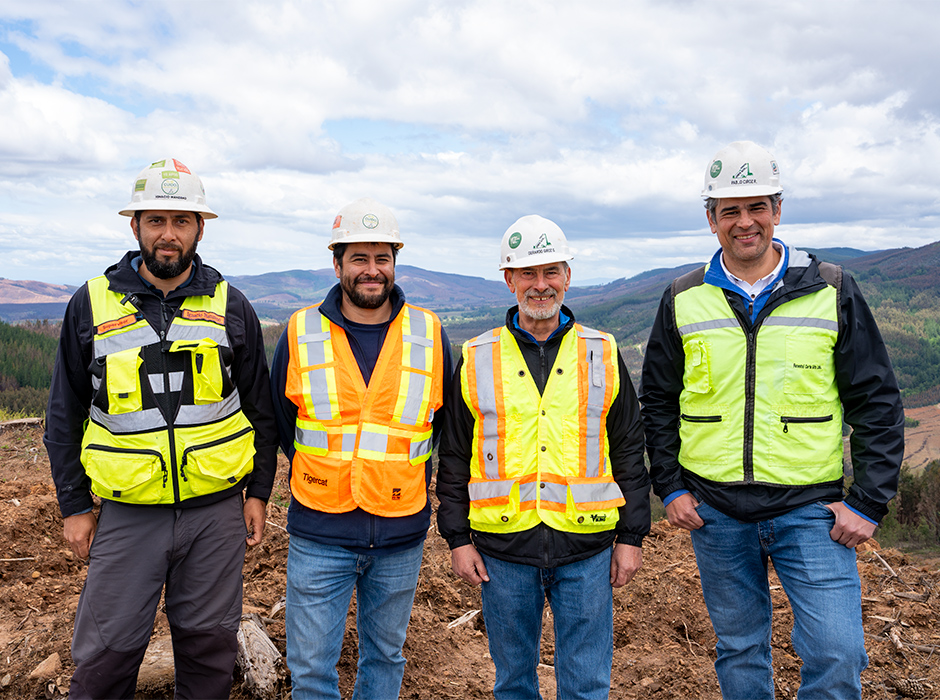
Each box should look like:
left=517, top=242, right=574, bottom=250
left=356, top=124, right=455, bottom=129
left=436, top=215, right=650, bottom=699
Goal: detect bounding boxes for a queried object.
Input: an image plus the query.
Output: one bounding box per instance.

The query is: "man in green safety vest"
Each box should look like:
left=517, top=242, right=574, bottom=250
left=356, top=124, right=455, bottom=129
left=45, top=158, right=278, bottom=699
left=640, top=141, right=905, bottom=700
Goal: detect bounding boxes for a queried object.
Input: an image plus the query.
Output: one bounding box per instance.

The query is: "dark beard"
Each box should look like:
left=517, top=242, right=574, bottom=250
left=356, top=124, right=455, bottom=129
left=140, top=239, right=198, bottom=280
left=340, top=273, right=393, bottom=309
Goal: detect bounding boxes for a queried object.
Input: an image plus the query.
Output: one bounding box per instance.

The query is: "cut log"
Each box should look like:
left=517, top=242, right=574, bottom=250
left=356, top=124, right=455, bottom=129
left=236, top=613, right=283, bottom=699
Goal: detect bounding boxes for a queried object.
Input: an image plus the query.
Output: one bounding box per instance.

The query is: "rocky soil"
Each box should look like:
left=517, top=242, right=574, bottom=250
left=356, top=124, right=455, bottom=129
left=1, top=421, right=938, bottom=699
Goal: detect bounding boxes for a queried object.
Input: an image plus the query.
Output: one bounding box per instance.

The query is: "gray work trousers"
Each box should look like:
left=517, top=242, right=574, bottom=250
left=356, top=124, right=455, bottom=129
left=69, top=494, right=246, bottom=700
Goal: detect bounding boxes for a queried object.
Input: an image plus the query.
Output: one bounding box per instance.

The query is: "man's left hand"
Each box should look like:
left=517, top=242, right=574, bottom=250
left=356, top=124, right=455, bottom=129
left=610, top=543, right=642, bottom=587
left=244, top=497, right=267, bottom=546
left=825, top=501, right=876, bottom=548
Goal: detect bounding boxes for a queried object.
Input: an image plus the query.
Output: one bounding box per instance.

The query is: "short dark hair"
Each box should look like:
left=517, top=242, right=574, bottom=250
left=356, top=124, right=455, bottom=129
left=705, top=193, right=783, bottom=221
left=332, top=242, right=399, bottom=267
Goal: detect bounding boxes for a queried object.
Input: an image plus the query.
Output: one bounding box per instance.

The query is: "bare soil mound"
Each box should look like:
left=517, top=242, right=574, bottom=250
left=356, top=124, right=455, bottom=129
left=1, top=422, right=937, bottom=699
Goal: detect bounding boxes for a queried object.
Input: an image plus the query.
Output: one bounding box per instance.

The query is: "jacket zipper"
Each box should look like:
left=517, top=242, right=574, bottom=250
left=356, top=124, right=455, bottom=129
left=160, top=298, right=182, bottom=502
left=680, top=413, right=722, bottom=423
left=781, top=415, right=833, bottom=433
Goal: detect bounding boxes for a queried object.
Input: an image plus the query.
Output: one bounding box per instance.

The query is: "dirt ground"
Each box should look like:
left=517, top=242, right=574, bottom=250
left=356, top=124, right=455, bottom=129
left=1, top=421, right=938, bottom=700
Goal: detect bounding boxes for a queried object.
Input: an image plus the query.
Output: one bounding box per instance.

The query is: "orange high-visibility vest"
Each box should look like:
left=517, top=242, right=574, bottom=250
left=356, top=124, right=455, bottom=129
left=462, top=323, right=624, bottom=534
left=286, top=302, right=445, bottom=517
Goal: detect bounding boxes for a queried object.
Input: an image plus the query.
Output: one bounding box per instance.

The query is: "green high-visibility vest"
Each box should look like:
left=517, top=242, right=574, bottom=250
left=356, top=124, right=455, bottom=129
left=673, top=269, right=844, bottom=486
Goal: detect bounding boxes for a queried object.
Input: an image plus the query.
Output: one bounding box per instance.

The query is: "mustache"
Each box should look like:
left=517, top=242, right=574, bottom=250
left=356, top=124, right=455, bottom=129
left=524, top=289, right=556, bottom=299
left=355, top=274, right=389, bottom=284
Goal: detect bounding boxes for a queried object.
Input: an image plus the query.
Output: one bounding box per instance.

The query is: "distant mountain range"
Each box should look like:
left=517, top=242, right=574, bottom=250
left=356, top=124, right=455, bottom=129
left=3, top=241, right=940, bottom=406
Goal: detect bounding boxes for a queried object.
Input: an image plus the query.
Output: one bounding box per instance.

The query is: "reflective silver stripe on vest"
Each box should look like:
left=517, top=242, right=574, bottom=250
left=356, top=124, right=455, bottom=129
left=469, top=330, right=501, bottom=480
left=468, top=480, right=514, bottom=501
left=296, top=424, right=328, bottom=451
left=409, top=434, right=433, bottom=461
left=571, top=481, right=622, bottom=504
left=405, top=306, right=430, bottom=371
left=578, top=329, right=608, bottom=478
left=176, top=389, right=243, bottom=426
left=399, top=371, right=428, bottom=427
left=90, top=404, right=166, bottom=433
left=540, top=481, right=568, bottom=505
left=298, top=309, right=334, bottom=421
left=519, top=481, right=538, bottom=505
left=165, top=324, right=228, bottom=347
left=94, top=326, right=160, bottom=359
left=677, top=318, right=739, bottom=337
left=298, top=331, right=330, bottom=365
left=343, top=431, right=357, bottom=453
left=762, top=316, right=839, bottom=332
left=358, top=429, right=389, bottom=453
left=149, top=372, right=184, bottom=394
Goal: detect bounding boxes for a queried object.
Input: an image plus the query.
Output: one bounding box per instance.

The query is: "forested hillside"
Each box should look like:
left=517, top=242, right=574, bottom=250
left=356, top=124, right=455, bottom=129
left=0, top=320, right=59, bottom=417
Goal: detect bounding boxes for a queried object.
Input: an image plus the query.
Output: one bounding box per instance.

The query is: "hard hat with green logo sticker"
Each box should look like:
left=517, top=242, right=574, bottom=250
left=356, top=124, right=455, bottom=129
left=499, top=215, right=573, bottom=270
left=328, top=197, right=403, bottom=250
left=702, top=141, right=782, bottom=200
left=119, top=158, right=218, bottom=219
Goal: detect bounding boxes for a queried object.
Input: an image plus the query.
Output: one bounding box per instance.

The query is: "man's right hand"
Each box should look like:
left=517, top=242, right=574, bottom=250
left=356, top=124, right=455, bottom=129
left=63, top=512, right=98, bottom=560
left=664, top=492, right=704, bottom=531
left=451, top=544, right=490, bottom=585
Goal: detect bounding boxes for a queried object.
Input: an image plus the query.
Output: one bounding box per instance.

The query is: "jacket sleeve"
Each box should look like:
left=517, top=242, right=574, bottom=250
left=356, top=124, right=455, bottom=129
left=435, top=356, right=475, bottom=550
left=608, top=351, right=651, bottom=547
left=639, top=285, right=687, bottom=501
left=835, top=273, right=905, bottom=522
left=226, top=287, right=279, bottom=502
left=44, top=286, right=96, bottom=518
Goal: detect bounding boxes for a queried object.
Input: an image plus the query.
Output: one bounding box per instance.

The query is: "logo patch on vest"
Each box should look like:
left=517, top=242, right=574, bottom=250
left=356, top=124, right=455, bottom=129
left=96, top=313, right=138, bottom=335
left=591, top=514, right=607, bottom=522
left=181, top=309, right=225, bottom=326
left=791, top=362, right=823, bottom=370
left=392, top=488, right=402, bottom=501
left=302, top=473, right=328, bottom=486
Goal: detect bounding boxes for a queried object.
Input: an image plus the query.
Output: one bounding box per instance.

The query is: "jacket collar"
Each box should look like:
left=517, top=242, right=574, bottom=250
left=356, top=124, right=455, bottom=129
left=104, top=251, right=223, bottom=300
left=504, top=304, right=576, bottom=348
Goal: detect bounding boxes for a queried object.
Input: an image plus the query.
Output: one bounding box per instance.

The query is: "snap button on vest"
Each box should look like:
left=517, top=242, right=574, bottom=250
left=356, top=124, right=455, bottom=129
left=577, top=516, right=584, bottom=523
left=518, top=370, right=525, bottom=377
left=556, top=368, right=563, bottom=374
left=501, top=515, right=509, bottom=522
left=540, top=445, right=546, bottom=452
left=487, top=453, right=493, bottom=461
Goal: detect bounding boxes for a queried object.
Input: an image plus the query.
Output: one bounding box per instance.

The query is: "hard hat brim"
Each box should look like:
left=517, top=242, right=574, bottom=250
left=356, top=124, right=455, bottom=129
left=327, top=233, right=404, bottom=250
left=118, top=202, right=219, bottom=219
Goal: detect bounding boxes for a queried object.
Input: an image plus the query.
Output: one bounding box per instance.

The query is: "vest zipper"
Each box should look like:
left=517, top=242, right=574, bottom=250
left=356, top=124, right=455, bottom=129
left=160, top=298, right=182, bottom=503
left=680, top=413, right=722, bottom=423
left=781, top=415, right=833, bottom=433
left=743, top=328, right=757, bottom=482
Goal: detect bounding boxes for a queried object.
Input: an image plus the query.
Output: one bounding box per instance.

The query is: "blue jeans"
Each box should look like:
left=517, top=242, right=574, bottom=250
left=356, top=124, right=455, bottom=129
left=285, top=537, right=424, bottom=700
left=690, top=500, right=867, bottom=700
left=479, top=549, right=613, bottom=700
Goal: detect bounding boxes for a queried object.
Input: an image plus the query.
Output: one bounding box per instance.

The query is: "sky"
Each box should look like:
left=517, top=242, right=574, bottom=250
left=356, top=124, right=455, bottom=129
left=1, top=0, right=939, bottom=287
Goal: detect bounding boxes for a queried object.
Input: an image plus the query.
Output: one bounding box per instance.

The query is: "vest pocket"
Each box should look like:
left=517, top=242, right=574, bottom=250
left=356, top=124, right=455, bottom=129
left=678, top=407, right=731, bottom=469
left=179, top=427, right=255, bottom=495
left=563, top=476, right=623, bottom=529
left=83, top=444, right=166, bottom=501
left=170, top=340, right=224, bottom=404
left=767, top=408, right=843, bottom=481
left=468, top=478, right=520, bottom=527
left=784, top=335, right=836, bottom=395
left=682, top=339, right=712, bottom=394
left=105, top=348, right=143, bottom=414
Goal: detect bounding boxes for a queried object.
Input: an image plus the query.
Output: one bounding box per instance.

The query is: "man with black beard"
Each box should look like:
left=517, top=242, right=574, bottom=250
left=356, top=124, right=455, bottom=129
left=270, top=197, right=453, bottom=700
left=45, top=158, right=278, bottom=699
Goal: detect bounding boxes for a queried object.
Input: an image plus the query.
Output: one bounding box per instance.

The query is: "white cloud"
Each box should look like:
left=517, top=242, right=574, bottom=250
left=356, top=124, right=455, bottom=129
left=0, top=0, right=939, bottom=286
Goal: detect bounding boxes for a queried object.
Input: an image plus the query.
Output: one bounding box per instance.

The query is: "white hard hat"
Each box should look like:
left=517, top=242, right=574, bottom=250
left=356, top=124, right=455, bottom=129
left=702, top=141, right=782, bottom=199
left=499, top=215, right=574, bottom=270
left=328, top=197, right=403, bottom=250
left=119, top=158, right=217, bottom=219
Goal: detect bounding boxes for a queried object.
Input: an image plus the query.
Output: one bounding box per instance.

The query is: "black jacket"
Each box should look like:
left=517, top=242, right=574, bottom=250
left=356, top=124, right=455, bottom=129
left=45, top=251, right=279, bottom=518
left=436, top=306, right=651, bottom=569
left=640, top=246, right=905, bottom=523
